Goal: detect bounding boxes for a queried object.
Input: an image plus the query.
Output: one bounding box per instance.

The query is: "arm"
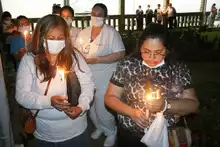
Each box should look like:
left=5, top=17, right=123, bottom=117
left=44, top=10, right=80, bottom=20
left=167, top=88, right=199, bottom=116
left=74, top=52, right=95, bottom=113
left=96, top=51, right=125, bottom=64
left=15, top=55, right=52, bottom=109
left=105, top=83, right=134, bottom=117
left=87, top=30, right=125, bottom=64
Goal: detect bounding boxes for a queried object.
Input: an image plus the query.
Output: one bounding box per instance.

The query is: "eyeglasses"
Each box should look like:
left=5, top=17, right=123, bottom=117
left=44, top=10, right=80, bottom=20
left=141, top=49, right=166, bottom=59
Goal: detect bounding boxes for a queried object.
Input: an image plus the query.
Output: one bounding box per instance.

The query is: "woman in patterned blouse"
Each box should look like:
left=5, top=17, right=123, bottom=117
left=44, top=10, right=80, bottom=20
left=105, top=23, right=199, bottom=147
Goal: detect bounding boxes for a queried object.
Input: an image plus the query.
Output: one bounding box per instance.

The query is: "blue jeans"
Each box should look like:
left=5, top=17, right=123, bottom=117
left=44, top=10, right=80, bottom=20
left=36, top=129, right=91, bottom=147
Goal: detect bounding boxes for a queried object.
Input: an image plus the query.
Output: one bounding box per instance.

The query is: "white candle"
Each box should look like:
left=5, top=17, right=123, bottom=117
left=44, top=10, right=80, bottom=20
left=57, top=67, right=66, bottom=98
left=23, top=30, right=28, bottom=51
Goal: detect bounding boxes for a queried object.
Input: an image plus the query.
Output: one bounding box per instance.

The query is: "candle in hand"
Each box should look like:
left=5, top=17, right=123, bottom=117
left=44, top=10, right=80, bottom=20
left=57, top=67, right=67, bottom=100
left=23, top=30, right=28, bottom=51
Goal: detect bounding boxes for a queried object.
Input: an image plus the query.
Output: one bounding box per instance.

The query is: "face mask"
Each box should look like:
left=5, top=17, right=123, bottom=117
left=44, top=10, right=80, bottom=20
left=4, top=20, right=11, bottom=25
left=91, top=16, right=104, bottom=27
left=142, top=60, right=165, bottom=68
left=18, top=25, right=30, bottom=33
left=65, top=18, right=72, bottom=26
left=43, top=39, right=65, bottom=54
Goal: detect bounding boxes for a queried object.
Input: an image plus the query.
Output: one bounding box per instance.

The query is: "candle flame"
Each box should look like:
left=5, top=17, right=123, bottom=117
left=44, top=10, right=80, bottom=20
left=23, top=30, right=28, bottom=37
left=145, top=89, right=160, bottom=101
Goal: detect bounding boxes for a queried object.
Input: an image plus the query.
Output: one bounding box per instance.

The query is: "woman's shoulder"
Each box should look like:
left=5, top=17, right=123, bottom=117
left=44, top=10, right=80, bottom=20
left=22, top=53, right=35, bottom=62
left=118, top=56, right=141, bottom=67
left=166, top=60, right=190, bottom=71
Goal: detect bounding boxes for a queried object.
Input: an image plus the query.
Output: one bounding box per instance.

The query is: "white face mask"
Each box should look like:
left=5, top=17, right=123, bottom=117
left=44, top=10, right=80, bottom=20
left=91, top=16, right=104, bottom=27
left=142, top=60, right=165, bottom=68
left=18, top=25, right=30, bottom=33
left=4, top=20, right=11, bottom=25
left=43, top=39, right=65, bottom=54
left=65, top=18, right=72, bottom=26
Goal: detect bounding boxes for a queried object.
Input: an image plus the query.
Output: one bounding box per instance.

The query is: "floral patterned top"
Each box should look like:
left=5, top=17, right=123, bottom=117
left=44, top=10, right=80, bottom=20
left=110, top=56, right=193, bottom=132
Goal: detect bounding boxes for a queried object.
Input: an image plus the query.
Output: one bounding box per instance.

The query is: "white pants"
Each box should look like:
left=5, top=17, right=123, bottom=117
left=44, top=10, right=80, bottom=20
left=89, top=65, right=117, bottom=136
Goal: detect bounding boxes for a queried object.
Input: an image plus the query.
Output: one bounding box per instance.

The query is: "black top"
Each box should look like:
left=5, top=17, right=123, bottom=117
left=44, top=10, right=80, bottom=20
left=110, top=56, right=193, bottom=132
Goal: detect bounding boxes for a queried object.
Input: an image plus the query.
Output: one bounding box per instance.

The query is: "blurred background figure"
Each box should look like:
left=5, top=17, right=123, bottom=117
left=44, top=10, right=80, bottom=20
left=52, top=4, right=61, bottom=15
left=154, top=4, right=163, bottom=24
left=60, top=6, right=80, bottom=47
left=136, top=5, right=144, bottom=30
left=145, top=5, right=153, bottom=27
left=166, top=3, right=177, bottom=29
left=208, top=3, right=217, bottom=28
left=10, top=15, right=31, bottom=70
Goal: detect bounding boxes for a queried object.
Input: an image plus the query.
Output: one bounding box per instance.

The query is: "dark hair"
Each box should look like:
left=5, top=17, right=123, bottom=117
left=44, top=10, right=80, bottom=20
left=1, top=11, right=12, bottom=22
left=132, top=23, right=168, bottom=58
left=31, top=14, right=79, bottom=82
left=169, top=3, right=172, bottom=7
left=158, top=4, right=161, bottom=7
left=93, top=3, right=108, bottom=17
left=16, top=15, right=29, bottom=26
left=60, top=6, right=74, bottom=16
left=53, top=4, right=61, bottom=14
left=212, top=3, right=216, bottom=7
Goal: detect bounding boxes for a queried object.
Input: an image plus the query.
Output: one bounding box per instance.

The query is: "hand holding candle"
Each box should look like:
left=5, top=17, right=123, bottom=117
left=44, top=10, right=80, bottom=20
left=145, top=89, right=165, bottom=113
left=57, top=67, right=68, bottom=103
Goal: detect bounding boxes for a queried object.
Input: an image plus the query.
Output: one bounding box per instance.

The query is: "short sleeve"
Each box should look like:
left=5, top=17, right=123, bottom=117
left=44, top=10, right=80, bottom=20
left=179, top=63, right=193, bottom=89
left=110, top=60, right=126, bottom=87
left=111, top=30, right=125, bottom=53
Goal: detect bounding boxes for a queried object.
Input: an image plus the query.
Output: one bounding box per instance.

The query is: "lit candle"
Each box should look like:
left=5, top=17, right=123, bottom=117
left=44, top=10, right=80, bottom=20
left=57, top=67, right=67, bottom=99
left=145, top=89, right=160, bottom=117
left=23, top=30, right=28, bottom=51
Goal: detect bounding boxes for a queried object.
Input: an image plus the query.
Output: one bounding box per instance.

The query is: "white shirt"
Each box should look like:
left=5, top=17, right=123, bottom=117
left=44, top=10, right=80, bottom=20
left=15, top=52, right=95, bottom=142
left=75, top=24, right=125, bottom=72
left=74, top=24, right=125, bottom=91
left=70, top=26, right=80, bottom=47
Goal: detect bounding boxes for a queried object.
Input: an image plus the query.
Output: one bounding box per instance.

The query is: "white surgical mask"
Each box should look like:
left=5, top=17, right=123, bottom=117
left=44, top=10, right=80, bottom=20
left=4, top=20, right=11, bottom=25
left=43, top=39, right=65, bottom=54
left=18, top=25, right=30, bottom=33
left=142, top=60, right=165, bottom=68
left=65, top=18, right=72, bottom=26
left=91, top=16, right=104, bottom=27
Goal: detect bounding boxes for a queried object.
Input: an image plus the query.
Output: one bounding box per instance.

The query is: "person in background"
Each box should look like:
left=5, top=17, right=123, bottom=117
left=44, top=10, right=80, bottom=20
left=61, top=6, right=80, bottom=47
left=15, top=14, right=94, bottom=147
left=208, top=3, right=217, bottom=28
left=166, top=3, right=177, bottom=29
left=0, top=11, right=17, bottom=34
left=136, top=5, right=144, bottom=30
left=105, top=23, right=199, bottom=147
left=154, top=4, right=163, bottom=24
left=75, top=3, right=125, bottom=147
left=52, top=4, right=61, bottom=15
left=145, top=5, right=153, bottom=27
left=10, top=15, right=31, bottom=69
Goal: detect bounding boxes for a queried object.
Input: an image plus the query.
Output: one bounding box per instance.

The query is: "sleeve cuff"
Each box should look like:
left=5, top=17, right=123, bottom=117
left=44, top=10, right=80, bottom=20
left=40, top=96, right=52, bottom=109
left=110, top=79, right=124, bottom=87
left=78, top=102, right=89, bottom=116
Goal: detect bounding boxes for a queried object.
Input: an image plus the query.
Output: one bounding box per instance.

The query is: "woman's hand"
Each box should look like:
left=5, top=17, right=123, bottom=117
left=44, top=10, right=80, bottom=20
left=51, top=96, right=70, bottom=111
left=146, top=98, right=165, bottom=113
left=64, top=106, right=82, bottom=119
left=129, top=109, right=149, bottom=129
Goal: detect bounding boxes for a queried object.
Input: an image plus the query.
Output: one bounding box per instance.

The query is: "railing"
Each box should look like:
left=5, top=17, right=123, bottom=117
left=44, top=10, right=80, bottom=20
left=29, top=12, right=211, bottom=32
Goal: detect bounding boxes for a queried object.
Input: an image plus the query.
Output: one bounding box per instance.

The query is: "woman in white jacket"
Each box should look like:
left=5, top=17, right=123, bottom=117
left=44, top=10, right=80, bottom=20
left=15, top=14, right=94, bottom=147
